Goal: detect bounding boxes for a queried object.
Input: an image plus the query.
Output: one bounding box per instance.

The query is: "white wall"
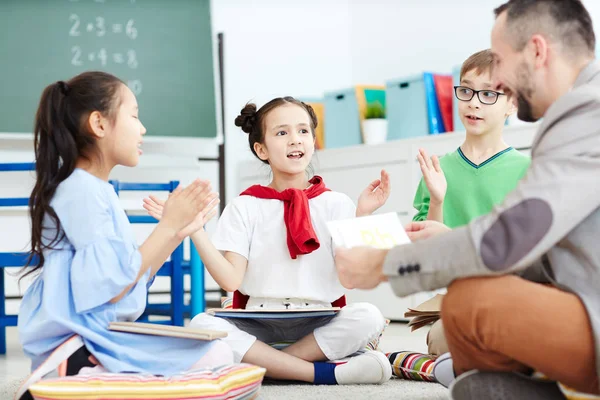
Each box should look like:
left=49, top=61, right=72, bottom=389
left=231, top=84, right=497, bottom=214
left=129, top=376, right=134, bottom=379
left=348, top=0, right=496, bottom=84
left=214, top=0, right=600, bottom=196
left=210, top=0, right=354, bottom=201
left=348, top=0, right=600, bottom=85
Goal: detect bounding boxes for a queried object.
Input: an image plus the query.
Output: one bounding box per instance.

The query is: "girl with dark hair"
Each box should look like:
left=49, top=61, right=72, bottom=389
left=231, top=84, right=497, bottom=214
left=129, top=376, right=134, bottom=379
left=17, top=71, right=232, bottom=385
left=144, top=96, right=393, bottom=385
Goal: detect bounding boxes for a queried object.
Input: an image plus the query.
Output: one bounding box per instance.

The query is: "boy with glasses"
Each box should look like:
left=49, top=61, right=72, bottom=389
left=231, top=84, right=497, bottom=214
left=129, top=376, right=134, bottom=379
left=411, top=49, right=530, bottom=356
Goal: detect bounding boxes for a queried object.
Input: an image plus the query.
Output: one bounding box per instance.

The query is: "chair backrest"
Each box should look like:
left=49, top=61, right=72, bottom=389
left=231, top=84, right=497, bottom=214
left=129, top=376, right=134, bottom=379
left=0, top=162, right=35, bottom=172
left=0, top=163, right=37, bottom=267
left=0, top=253, right=36, bottom=267
left=108, top=180, right=179, bottom=224
left=0, top=162, right=35, bottom=207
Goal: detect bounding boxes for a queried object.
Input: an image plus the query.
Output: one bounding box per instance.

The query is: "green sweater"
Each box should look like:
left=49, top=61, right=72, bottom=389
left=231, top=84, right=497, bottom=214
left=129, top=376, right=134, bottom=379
left=412, top=147, right=531, bottom=228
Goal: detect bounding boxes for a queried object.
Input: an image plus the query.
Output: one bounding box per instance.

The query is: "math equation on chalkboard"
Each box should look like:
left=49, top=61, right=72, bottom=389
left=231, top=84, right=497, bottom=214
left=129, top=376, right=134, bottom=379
left=69, top=0, right=137, bottom=4
left=67, top=1, right=142, bottom=96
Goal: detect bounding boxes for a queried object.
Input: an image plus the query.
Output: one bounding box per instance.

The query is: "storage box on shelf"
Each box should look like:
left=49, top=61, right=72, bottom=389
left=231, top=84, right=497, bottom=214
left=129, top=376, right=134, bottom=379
left=452, top=65, right=465, bottom=133
left=386, top=74, right=429, bottom=141
left=301, top=97, right=325, bottom=150
left=323, top=86, right=386, bottom=149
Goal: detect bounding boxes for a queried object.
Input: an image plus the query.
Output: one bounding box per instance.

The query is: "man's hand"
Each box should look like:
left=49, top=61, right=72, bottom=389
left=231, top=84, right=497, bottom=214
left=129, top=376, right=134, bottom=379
left=405, top=220, right=451, bottom=241
left=335, top=246, right=389, bottom=289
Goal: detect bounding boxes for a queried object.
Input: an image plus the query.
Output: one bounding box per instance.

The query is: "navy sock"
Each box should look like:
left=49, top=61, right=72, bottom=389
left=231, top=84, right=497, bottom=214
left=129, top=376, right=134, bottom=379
left=313, top=362, right=338, bottom=385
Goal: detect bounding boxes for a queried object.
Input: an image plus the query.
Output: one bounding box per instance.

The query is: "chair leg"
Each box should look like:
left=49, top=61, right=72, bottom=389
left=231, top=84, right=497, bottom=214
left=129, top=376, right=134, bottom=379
left=138, top=291, right=150, bottom=323
left=190, top=243, right=206, bottom=318
left=0, top=269, right=7, bottom=355
left=171, top=244, right=184, bottom=326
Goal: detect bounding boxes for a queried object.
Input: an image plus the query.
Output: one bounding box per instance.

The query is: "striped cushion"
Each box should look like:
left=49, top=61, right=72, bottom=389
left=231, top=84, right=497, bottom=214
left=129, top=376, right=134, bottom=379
left=221, top=297, right=233, bottom=310
left=28, top=363, right=266, bottom=400
left=387, top=351, right=436, bottom=382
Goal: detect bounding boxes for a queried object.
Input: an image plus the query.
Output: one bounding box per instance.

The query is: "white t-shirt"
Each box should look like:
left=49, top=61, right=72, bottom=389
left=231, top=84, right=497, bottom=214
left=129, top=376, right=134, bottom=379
left=211, top=191, right=356, bottom=303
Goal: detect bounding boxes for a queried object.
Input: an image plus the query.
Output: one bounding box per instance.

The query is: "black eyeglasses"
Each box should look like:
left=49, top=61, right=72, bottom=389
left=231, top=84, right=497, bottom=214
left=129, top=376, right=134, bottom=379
left=454, top=86, right=506, bottom=105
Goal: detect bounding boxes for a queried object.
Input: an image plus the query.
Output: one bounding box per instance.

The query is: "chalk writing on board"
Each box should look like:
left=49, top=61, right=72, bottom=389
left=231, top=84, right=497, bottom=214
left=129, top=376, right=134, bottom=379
left=69, top=0, right=136, bottom=3
left=67, top=8, right=141, bottom=94
left=71, top=46, right=83, bottom=66
left=69, top=14, right=80, bottom=36
left=126, top=19, right=138, bottom=39
left=69, top=14, right=136, bottom=40
left=70, top=47, right=137, bottom=69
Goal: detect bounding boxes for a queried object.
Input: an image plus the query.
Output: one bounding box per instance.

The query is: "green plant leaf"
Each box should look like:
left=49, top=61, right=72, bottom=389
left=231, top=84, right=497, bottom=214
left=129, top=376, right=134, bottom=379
left=365, top=100, right=386, bottom=119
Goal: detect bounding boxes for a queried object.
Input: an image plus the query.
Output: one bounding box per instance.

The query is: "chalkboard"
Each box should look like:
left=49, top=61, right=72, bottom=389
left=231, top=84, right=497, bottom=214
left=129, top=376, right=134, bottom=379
left=0, top=0, right=217, bottom=138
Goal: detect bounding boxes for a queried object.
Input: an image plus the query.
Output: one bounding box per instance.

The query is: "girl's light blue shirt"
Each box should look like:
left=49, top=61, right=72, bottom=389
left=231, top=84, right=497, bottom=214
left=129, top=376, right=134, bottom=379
left=18, top=169, right=214, bottom=376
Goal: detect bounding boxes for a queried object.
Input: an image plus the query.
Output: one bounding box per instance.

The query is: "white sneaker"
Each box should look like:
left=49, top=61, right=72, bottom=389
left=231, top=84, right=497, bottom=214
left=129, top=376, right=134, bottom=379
left=433, top=352, right=455, bottom=388
left=334, top=351, right=392, bottom=385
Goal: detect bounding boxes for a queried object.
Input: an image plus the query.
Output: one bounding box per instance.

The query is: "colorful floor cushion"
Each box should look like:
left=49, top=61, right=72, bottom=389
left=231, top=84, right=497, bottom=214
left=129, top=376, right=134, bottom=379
left=27, top=363, right=266, bottom=400
left=387, top=351, right=436, bottom=382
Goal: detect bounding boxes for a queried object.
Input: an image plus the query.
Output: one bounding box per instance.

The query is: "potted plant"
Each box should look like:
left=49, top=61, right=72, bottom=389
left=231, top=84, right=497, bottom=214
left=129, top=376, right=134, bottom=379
left=362, top=100, right=387, bottom=145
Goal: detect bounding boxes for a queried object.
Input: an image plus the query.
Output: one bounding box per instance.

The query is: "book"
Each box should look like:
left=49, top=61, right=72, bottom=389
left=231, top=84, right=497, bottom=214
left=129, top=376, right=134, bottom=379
left=404, top=294, right=444, bottom=332
left=109, top=321, right=228, bottom=340
left=207, top=307, right=341, bottom=319
left=424, top=72, right=444, bottom=135
left=326, top=212, right=411, bottom=249
left=433, top=74, right=454, bottom=132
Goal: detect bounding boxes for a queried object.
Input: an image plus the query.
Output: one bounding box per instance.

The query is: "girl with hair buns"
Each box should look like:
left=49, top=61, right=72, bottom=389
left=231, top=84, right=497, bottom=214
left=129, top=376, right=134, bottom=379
left=143, top=96, right=392, bottom=385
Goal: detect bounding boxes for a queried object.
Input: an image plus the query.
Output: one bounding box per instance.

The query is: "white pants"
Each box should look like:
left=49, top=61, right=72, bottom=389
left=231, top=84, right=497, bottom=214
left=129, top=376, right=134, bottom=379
left=190, top=302, right=386, bottom=363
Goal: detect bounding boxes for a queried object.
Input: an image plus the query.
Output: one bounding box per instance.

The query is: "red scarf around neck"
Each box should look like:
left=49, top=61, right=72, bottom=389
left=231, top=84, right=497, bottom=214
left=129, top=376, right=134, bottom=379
left=241, top=175, right=329, bottom=259
left=232, top=175, right=346, bottom=310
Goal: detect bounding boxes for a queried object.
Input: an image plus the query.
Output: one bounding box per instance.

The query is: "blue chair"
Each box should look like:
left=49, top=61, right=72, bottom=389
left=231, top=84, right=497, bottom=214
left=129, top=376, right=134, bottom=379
left=0, top=162, right=36, bottom=354
left=109, top=180, right=206, bottom=326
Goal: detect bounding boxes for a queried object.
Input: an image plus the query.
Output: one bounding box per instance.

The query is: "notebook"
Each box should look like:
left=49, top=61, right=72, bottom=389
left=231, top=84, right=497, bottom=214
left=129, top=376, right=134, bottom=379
left=207, top=308, right=341, bottom=319
left=404, top=294, right=444, bottom=332
left=109, top=321, right=228, bottom=340
left=326, top=212, right=411, bottom=249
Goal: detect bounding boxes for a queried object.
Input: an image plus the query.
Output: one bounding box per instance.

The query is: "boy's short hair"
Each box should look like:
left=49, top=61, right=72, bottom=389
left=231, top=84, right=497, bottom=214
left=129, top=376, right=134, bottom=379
left=460, top=49, right=495, bottom=81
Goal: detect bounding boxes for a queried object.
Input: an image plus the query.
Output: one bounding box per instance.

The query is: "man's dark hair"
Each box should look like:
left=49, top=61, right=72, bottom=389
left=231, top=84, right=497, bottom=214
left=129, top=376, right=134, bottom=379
left=494, top=0, right=596, bottom=56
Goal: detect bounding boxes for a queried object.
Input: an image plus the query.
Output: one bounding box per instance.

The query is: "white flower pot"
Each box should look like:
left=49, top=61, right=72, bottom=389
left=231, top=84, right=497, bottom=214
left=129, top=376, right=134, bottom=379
left=362, top=119, right=388, bottom=145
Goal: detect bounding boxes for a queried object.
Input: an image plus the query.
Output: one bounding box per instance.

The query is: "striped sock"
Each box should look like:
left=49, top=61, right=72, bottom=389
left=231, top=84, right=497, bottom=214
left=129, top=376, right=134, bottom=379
left=386, top=351, right=437, bottom=382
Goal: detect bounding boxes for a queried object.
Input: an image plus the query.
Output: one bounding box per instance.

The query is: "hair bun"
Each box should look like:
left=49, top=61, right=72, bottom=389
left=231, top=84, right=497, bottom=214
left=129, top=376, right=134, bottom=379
left=234, top=103, right=257, bottom=134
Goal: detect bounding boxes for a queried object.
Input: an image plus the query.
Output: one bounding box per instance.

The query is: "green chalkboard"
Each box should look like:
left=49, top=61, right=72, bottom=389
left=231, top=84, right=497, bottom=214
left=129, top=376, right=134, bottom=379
left=0, top=0, right=217, bottom=138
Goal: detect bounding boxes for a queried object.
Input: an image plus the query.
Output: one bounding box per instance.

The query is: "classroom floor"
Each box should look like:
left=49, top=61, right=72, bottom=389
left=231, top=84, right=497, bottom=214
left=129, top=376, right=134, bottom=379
left=0, top=323, right=449, bottom=399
